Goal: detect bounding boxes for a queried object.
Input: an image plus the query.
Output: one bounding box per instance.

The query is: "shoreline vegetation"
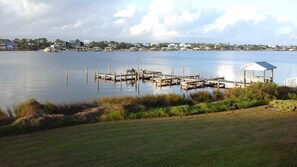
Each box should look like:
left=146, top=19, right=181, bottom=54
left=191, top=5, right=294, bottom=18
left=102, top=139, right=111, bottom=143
left=0, top=82, right=297, bottom=137
left=1, top=38, right=297, bottom=51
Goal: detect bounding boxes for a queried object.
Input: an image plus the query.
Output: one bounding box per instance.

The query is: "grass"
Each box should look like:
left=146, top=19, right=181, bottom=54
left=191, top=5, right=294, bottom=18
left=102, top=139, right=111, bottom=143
left=0, top=106, right=296, bottom=167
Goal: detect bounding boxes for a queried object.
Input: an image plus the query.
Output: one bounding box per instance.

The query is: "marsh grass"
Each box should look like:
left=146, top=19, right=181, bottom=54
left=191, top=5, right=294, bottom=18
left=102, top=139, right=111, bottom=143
left=190, top=91, right=213, bottom=103
left=98, top=93, right=188, bottom=110
left=1, top=82, right=294, bottom=136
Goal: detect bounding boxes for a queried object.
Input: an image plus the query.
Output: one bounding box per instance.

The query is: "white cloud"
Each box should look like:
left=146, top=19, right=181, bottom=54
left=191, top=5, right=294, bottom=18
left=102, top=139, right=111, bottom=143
left=0, top=0, right=49, bottom=18
left=128, top=0, right=192, bottom=40
left=1, top=0, right=297, bottom=44
left=52, top=20, right=82, bottom=30
left=203, top=5, right=266, bottom=33
left=113, top=4, right=137, bottom=18
left=114, top=18, right=126, bottom=25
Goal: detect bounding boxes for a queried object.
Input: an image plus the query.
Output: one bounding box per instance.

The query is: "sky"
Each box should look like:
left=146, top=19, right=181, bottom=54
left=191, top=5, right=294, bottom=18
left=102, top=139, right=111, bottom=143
left=1, top=0, right=297, bottom=45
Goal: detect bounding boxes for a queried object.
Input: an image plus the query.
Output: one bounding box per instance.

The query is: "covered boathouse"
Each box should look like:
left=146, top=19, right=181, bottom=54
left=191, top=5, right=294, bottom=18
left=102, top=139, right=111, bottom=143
left=241, top=61, right=277, bottom=87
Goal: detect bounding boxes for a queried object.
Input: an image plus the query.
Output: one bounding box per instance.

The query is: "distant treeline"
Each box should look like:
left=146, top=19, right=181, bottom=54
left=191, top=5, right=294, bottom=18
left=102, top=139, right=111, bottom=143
left=1, top=38, right=297, bottom=51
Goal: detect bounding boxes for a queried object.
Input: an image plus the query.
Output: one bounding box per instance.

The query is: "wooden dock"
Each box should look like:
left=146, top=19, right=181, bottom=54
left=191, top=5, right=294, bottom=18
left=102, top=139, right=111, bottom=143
left=94, top=68, right=244, bottom=90
left=94, top=72, right=136, bottom=81
left=180, top=79, right=205, bottom=90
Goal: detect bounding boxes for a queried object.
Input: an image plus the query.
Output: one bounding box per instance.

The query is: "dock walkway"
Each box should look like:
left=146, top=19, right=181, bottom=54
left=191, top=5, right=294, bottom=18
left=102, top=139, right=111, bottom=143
left=94, top=68, right=245, bottom=90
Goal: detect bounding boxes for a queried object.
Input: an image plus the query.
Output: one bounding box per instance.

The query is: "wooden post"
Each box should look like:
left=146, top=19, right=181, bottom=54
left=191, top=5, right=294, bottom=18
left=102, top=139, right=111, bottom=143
left=183, top=67, right=185, bottom=76
left=243, top=69, right=246, bottom=87
left=114, top=72, right=116, bottom=81
left=120, top=72, right=122, bottom=91
left=218, top=79, right=220, bottom=90
left=252, top=70, right=255, bottom=82
left=86, top=67, right=89, bottom=84
left=152, top=73, right=154, bottom=82
left=65, top=68, right=68, bottom=85
left=97, top=71, right=100, bottom=92
left=271, top=69, right=274, bottom=82
left=263, top=70, right=266, bottom=82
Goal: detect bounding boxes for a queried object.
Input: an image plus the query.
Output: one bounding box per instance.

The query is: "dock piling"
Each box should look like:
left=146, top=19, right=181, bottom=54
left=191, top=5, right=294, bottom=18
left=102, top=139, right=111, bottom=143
left=65, top=68, right=68, bottom=85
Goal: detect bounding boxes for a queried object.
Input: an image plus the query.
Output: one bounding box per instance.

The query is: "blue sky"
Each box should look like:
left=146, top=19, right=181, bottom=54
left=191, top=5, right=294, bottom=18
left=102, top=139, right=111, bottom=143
left=1, top=0, right=297, bottom=44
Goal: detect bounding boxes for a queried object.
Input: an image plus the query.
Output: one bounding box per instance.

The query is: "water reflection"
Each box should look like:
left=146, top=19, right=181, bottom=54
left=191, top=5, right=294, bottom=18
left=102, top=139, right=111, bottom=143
left=1, top=51, right=297, bottom=108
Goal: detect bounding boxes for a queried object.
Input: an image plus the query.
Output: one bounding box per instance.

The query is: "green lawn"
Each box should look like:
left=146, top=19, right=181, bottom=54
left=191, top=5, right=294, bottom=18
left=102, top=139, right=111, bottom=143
left=0, top=106, right=296, bottom=167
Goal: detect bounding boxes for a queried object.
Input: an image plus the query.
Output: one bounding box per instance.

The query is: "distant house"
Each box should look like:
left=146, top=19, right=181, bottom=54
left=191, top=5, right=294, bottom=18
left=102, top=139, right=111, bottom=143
left=133, top=43, right=142, bottom=48
left=149, top=47, right=159, bottom=51
left=76, top=46, right=87, bottom=52
left=129, top=47, right=138, bottom=51
left=0, top=43, right=6, bottom=50
left=168, top=43, right=178, bottom=49
left=192, top=47, right=201, bottom=51
left=0, top=42, right=17, bottom=50
left=142, top=43, right=150, bottom=47
left=104, top=47, right=113, bottom=51
left=179, top=43, right=192, bottom=50
left=139, top=47, right=148, bottom=51
left=54, top=40, right=66, bottom=49
left=93, top=47, right=103, bottom=51
left=150, top=43, right=159, bottom=47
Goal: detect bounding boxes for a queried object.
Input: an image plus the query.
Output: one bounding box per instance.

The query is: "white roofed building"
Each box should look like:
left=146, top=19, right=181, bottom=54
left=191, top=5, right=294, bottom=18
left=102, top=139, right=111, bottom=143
left=241, top=61, right=277, bottom=85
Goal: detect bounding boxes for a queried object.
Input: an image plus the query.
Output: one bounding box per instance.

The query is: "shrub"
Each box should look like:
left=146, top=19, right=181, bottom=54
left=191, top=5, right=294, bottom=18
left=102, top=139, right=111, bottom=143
left=207, top=101, right=229, bottom=112
left=288, top=93, right=297, bottom=100
left=224, top=88, right=242, bottom=99
left=99, top=111, right=124, bottom=121
left=190, top=91, right=213, bottom=103
left=235, top=99, right=268, bottom=109
left=52, top=102, right=95, bottom=115
left=276, top=86, right=297, bottom=100
left=9, top=114, right=75, bottom=134
left=136, top=110, right=169, bottom=119
left=125, top=112, right=137, bottom=119
left=212, top=90, right=225, bottom=101
left=167, top=105, right=190, bottom=116
left=194, top=103, right=212, bottom=113
left=72, top=108, right=103, bottom=123
left=239, top=82, right=278, bottom=100
left=270, top=100, right=297, bottom=112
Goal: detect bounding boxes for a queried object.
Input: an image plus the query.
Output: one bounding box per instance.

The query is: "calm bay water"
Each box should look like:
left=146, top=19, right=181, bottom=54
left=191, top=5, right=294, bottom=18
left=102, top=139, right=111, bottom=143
left=0, top=50, right=296, bottom=108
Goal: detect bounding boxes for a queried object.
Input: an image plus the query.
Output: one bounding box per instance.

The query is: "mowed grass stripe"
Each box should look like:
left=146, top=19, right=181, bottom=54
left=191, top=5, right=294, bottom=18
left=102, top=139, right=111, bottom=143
left=0, top=106, right=296, bottom=167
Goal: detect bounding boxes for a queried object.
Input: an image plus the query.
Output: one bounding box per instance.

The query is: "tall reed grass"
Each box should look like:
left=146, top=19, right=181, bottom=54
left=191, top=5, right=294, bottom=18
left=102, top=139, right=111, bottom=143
left=1, top=82, right=291, bottom=136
